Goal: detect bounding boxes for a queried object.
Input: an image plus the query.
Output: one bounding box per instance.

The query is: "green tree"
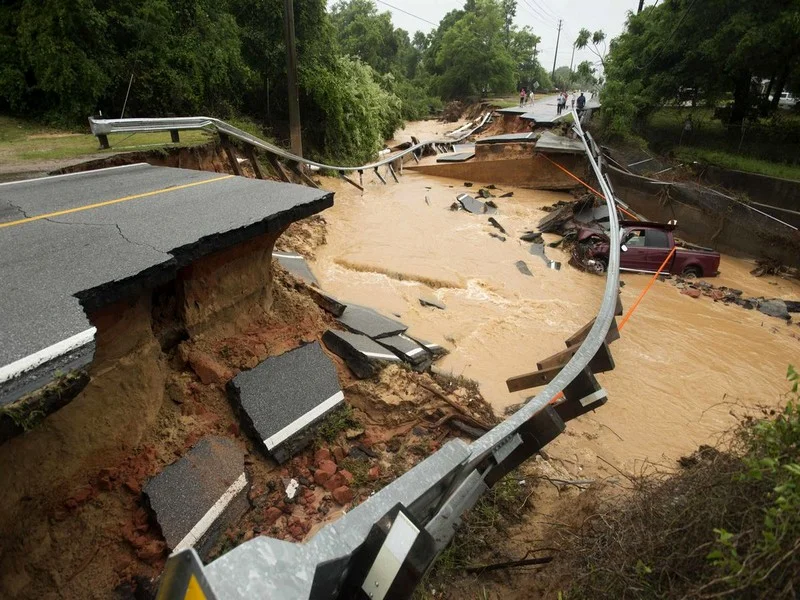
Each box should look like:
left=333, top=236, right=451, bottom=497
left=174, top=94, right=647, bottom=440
left=575, top=27, right=607, bottom=68
left=501, top=0, right=516, bottom=47
left=433, top=0, right=515, bottom=98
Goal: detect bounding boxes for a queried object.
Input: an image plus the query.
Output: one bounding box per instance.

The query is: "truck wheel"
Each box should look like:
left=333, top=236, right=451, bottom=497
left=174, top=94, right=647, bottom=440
left=682, top=266, right=702, bottom=279
left=590, top=259, right=607, bottom=275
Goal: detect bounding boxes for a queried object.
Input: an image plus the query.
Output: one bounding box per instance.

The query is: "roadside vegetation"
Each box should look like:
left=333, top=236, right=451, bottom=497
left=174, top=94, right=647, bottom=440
left=598, top=0, right=800, bottom=179
left=0, top=0, right=563, bottom=166
left=548, top=367, right=800, bottom=599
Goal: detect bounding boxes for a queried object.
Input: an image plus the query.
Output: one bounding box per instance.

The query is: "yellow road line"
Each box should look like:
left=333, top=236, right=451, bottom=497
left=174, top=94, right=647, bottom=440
left=0, top=174, right=234, bottom=229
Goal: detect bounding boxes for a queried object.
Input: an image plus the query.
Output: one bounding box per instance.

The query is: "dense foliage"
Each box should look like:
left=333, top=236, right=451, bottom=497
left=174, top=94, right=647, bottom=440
left=601, top=0, right=800, bottom=136
left=0, top=0, right=552, bottom=162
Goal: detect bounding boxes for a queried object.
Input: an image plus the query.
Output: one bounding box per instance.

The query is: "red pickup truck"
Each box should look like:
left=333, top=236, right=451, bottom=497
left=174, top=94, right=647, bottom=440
left=574, top=221, right=721, bottom=277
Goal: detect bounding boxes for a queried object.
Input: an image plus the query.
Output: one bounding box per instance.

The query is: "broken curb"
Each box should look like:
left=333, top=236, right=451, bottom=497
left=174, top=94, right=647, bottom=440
left=322, top=329, right=402, bottom=379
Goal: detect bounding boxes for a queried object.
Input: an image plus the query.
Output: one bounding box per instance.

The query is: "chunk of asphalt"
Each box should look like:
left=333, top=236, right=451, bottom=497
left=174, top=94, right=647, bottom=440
left=336, top=303, right=408, bottom=339
left=464, top=182, right=473, bottom=187
left=529, top=243, right=562, bottom=270
left=305, top=287, right=347, bottom=317
left=227, top=342, right=343, bottom=463
left=407, top=335, right=448, bottom=358
left=516, top=260, right=533, bottom=276
left=272, top=251, right=319, bottom=286
left=322, top=329, right=402, bottom=379
left=489, top=233, right=506, bottom=242
left=477, top=188, right=495, bottom=199
left=419, top=296, right=446, bottom=310
left=520, top=231, right=543, bottom=243
left=377, top=334, right=430, bottom=366
left=757, top=299, right=789, bottom=320
left=500, top=192, right=514, bottom=198
left=456, top=193, right=497, bottom=215
left=488, top=217, right=507, bottom=234
left=143, top=436, right=248, bottom=558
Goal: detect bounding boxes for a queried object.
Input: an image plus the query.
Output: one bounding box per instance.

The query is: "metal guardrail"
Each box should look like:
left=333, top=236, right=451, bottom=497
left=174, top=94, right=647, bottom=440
left=141, top=110, right=621, bottom=600
left=87, top=113, right=493, bottom=174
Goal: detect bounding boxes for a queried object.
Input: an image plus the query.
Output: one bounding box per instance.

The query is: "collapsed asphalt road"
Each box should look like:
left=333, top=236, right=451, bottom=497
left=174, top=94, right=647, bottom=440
left=0, top=163, right=332, bottom=404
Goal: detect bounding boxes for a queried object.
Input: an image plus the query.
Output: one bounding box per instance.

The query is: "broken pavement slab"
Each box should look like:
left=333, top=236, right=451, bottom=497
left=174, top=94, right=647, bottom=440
left=322, top=329, right=402, bottom=379
left=336, top=303, right=408, bottom=339
left=272, top=251, right=319, bottom=286
left=456, top=193, right=497, bottom=215
left=515, top=260, right=533, bottom=276
left=377, top=334, right=431, bottom=367
left=419, top=296, right=446, bottom=310
left=529, top=243, right=562, bottom=270
left=409, top=336, right=447, bottom=358
left=143, top=436, right=249, bottom=558
left=228, top=342, right=343, bottom=463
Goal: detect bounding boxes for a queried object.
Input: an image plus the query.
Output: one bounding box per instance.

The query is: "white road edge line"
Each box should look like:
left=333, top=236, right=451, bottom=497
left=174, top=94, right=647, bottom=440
left=363, top=351, right=401, bottom=360
left=0, top=327, right=96, bottom=384
left=272, top=252, right=304, bottom=259
left=264, top=390, right=345, bottom=450
left=172, top=472, right=248, bottom=554
left=0, top=163, right=149, bottom=187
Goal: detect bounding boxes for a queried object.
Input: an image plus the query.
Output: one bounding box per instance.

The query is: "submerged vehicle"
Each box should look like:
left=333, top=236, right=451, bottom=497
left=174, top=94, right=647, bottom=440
left=574, top=221, right=721, bottom=277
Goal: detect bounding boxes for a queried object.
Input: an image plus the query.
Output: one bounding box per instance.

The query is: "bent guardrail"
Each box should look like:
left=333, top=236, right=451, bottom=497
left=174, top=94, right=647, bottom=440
left=142, top=110, right=621, bottom=600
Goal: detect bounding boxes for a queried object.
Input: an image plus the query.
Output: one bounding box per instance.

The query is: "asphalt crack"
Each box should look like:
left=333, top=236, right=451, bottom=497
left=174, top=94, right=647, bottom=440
left=40, top=217, right=167, bottom=255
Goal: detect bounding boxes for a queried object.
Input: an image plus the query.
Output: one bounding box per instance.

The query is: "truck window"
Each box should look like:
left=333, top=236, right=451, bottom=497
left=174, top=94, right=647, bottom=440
left=623, top=229, right=646, bottom=247
left=645, top=229, right=670, bottom=248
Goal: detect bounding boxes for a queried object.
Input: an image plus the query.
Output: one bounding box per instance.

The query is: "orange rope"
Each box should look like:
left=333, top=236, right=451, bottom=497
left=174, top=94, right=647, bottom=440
left=618, top=246, right=676, bottom=330
left=539, top=153, right=639, bottom=221
left=547, top=244, right=677, bottom=405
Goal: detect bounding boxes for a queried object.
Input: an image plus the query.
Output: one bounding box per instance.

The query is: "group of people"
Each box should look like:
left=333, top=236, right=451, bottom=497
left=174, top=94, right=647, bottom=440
left=556, top=90, right=587, bottom=115
left=518, top=87, right=534, bottom=106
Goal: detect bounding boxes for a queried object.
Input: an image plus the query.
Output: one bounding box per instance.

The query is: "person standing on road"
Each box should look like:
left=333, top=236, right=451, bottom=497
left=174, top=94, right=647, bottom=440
left=520, top=88, right=526, bottom=106
left=527, top=89, right=533, bottom=105
left=576, top=92, right=586, bottom=116
left=571, top=93, right=576, bottom=110
left=556, top=92, right=565, bottom=115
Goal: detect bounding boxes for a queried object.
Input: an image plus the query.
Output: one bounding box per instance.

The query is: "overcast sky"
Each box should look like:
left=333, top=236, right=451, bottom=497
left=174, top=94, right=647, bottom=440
left=329, top=0, right=642, bottom=76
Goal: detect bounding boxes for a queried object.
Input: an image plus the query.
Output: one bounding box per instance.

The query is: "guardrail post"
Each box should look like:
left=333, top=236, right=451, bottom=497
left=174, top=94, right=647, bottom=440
left=98, top=134, right=110, bottom=150
left=244, top=145, right=265, bottom=179
left=170, top=130, right=180, bottom=144
left=219, top=134, right=243, bottom=177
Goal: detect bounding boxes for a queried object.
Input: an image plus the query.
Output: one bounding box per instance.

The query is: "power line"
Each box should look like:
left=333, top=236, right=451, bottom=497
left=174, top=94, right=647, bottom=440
left=374, top=0, right=438, bottom=27
left=518, top=0, right=558, bottom=26
left=529, top=0, right=560, bottom=21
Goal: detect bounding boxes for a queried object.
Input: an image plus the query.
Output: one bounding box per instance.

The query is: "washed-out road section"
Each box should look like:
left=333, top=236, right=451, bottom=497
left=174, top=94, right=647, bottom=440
left=0, top=163, right=332, bottom=404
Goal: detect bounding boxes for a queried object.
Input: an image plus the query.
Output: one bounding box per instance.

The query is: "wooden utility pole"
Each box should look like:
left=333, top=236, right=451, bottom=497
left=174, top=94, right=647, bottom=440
left=551, top=19, right=562, bottom=79
left=637, top=0, right=645, bottom=13
left=283, top=0, right=302, bottom=157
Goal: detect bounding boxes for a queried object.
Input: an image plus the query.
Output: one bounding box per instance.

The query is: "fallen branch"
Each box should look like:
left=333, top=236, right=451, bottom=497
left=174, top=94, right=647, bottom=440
left=418, top=381, right=493, bottom=430
left=465, top=555, right=553, bottom=573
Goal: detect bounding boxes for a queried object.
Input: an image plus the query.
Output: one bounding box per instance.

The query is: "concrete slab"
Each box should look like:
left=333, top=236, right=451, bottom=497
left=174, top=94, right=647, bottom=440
left=143, top=436, right=248, bottom=558
left=456, top=193, right=497, bottom=215
left=272, top=251, right=319, bottom=286
left=535, top=131, right=585, bottom=154
left=476, top=133, right=537, bottom=144
left=377, top=334, right=430, bottom=366
left=495, top=106, right=530, bottom=115
left=436, top=152, right=475, bottom=163
left=228, top=342, right=343, bottom=462
left=0, top=164, right=332, bottom=405
left=452, top=144, right=475, bottom=153
left=336, top=304, right=407, bottom=339
left=419, top=296, right=446, bottom=310
left=322, top=329, right=402, bottom=379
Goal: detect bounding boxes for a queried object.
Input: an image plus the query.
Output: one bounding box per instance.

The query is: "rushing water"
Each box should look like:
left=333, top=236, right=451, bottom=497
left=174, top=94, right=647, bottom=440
left=312, top=165, right=800, bottom=471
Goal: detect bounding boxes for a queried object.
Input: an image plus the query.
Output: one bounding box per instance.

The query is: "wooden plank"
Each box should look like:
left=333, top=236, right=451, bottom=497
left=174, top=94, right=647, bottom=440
left=537, top=341, right=615, bottom=374
left=387, top=163, right=400, bottom=183
left=565, top=317, right=619, bottom=348
left=339, top=173, right=364, bottom=191
left=245, top=145, right=265, bottom=180
left=288, top=162, right=320, bottom=189
left=506, top=365, right=562, bottom=393
left=266, top=153, right=292, bottom=183
left=220, top=135, right=243, bottom=176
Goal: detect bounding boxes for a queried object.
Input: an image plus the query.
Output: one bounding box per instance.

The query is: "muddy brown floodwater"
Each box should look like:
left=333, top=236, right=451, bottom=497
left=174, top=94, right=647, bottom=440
left=313, top=136, right=800, bottom=477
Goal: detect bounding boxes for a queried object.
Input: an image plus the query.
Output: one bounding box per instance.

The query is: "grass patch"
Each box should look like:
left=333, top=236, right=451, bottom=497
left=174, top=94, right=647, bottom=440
left=316, top=405, right=361, bottom=444
left=415, top=472, right=533, bottom=598
left=640, top=107, right=800, bottom=179
left=0, top=115, right=211, bottom=164
left=674, top=147, right=800, bottom=181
